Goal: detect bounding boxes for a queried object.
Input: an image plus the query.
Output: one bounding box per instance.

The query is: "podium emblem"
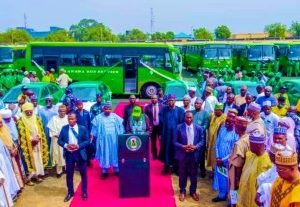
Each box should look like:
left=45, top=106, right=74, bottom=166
left=126, top=136, right=142, bottom=151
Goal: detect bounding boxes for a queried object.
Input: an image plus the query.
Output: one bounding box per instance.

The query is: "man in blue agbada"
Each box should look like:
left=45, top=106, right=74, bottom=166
left=91, top=102, right=124, bottom=179
left=212, top=112, right=239, bottom=202
left=159, top=94, right=185, bottom=174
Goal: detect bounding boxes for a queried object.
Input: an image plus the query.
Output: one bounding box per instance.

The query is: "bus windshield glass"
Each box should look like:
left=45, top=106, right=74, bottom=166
left=0, top=48, right=13, bottom=63
left=218, top=48, right=231, bottom=59
left=248, top=45, right=275, bottom=61
left=288, top=46, right=300, bottom=60
left=204, top=48, right=218, bottom=59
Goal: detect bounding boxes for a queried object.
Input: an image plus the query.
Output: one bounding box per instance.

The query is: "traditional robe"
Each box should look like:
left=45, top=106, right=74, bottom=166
left=228, top=134, right=249, bottom=190
left=3, top=120, right=19, bottom=146
left=0, top=140, right=20, bottom=199
left=270, top=177, right=300, bottom=207
left=213, top=125, right=239, bottom=198
left=47, top=115, right=68, bottom=174
left=257, top=165, right=278, bottom=207
left=207, top=113, right=227, bottom=168
left=260, top=112, right=279, bottom=150
left=17, top=116, right=48, bottom=176
left=0, top=154, right=13, bottom=207
left=237, top=151, right=272, bottom=207
left=91, top=113, right=124, bottom=170
left=159, top=106, right=184, bottom=166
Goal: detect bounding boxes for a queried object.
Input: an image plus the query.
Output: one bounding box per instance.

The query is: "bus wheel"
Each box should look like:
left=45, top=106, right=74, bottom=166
left=141, top=83, right=160, bottom=98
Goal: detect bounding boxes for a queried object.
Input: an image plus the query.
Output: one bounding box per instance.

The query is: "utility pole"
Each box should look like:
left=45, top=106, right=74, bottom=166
left=24, top=13, right=27, bottom=29
left=150, top=8, right=154, bottom=34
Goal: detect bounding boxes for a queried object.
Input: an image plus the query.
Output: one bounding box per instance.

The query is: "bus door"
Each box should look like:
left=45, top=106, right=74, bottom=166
left=44, top=56, right=59, bottom=72
left=123, top=56, right=139, bottom=94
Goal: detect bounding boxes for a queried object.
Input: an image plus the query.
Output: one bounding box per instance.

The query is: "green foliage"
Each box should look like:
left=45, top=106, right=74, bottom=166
left=151, top=31, right=175, bottom=41
left=264, top=23, right=287, bottom=38
left=119, top=28, right=147, bottom=41
left=69, top=18, right=117, bottom=42
left=214, top=25, right=231, bottom=39
left=45, top=29, right=75, bottom=42
left=290, top=21, right=300, bottom=37
left=193, top=27, right=214, bottom=40
left=0, top=29, right=32, bottom=44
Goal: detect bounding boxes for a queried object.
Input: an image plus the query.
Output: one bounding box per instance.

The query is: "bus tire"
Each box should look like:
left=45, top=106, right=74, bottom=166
left=141, top=83, right=160, bottom=98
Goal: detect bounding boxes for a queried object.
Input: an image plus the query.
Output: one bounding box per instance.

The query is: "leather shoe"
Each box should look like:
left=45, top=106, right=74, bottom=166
left=64, top=193, right=74, bottom=202
left=82, top=193, right=88, bottom=201
left=101, top=173, right=108, bottom=179
left=179, top=193, right=185, bottom=202
left=190, top=193, right=200, bottom=201
left=211, top=196, right=226, bottom=202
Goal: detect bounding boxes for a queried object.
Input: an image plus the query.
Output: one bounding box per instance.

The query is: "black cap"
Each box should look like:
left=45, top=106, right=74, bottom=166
left=278, top=96, right=286, bottom=102
left=21, top=85, right=28, bottom=91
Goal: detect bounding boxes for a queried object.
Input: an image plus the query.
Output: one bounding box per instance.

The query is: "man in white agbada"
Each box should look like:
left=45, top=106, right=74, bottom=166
left=0, top=139, right=20, bottom=201
left=260, top=100, right=279, bottom=150
left=187, top=87, right=197, bottom=108
left=47, top=105, right=68, bottom=177
left=255, top=143, right=285, bottom=207
left=91, top=102, right=124, bottom=179
left=0, top=109, right=19, bottom=145
left=0, top=154, right=13, bottom=207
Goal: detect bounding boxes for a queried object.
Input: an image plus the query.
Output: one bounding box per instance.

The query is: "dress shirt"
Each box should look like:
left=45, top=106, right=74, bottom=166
left=185, top=123, right=194, bottom=145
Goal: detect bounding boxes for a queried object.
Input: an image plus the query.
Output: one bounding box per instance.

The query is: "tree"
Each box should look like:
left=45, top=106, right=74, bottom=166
left=264, top=23, right=287, bottom=38
left=69, top=18, right=117, bottom=42
left=0, top=29, right=32, bottom=44
left=45, top=29, right=75, bottom=42
left=121, top=28, right=147, bottom=41
left=151, top=31, right=175, bottom=41
left=214, top=25, right=231, bottom=39
left=290, top=21, right=300, bottom=37
left=193, top=27, right=214, bottom=40
left=165, top=31, right=175, bottom=40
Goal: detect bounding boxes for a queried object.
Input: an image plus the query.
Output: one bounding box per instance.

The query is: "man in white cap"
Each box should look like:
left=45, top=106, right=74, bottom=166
left=21, top=71, right=30, bottom=84
left=181, top=95, right=194, bottom=112
left=246, top=102, right=266, bottom=137
left=204, top=86, right=218, bottom=114
left=0, top=109, right=19, bottom=146
left=57, top=68, right=72, bottom=88
left=260, top=100, right=279, bottom=150
left=187, top=87, right=197, bottom=108
left=256, top=86, right=277, bottom=108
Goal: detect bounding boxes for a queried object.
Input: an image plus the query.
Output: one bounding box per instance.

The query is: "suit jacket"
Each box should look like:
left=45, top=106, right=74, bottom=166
left=240, top=103, right=249, bottom=116
left=75, top=109, right=91, bottom=132
left=174, top=123, right=205, bottom=163
left=123, top=104, right=135, bottom=128
left=144, top=103, right=163, bottom=126
left=223, top=103, right=242, bottom=116
left=58, top=124, right=89, bottom=161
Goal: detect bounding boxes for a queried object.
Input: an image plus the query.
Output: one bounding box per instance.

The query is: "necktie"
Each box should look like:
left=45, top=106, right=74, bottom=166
left=153, top=105, right=157, bottom=122
left=71, top=127, right=78, bottom=138
left=187, top=126, right=192, bottom=145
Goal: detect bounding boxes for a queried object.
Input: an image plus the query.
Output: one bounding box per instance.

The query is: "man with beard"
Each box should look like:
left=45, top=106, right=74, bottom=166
left=181, top=95, right=194, bottom=112
left=159, top=94, right=184, bottom=174
left=272, top=96, right=288, bottom=118
left=240, top=93, right=253, bottom=116
left=256, top=86, right=277, bottom=108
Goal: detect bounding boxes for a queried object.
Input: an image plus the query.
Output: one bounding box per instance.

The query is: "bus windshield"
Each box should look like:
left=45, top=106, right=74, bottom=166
left=218, top=48, right=231, bottom=59
left=248, top=45, right=275, bottom=61
left=288, top=46, right=300, bottom=60
left=0, top=47, right=13, bottom=63
left=204, top=48, right=218, bottom=59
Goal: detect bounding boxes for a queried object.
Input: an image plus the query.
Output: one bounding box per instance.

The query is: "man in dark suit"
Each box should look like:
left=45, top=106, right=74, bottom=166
left=174, top=111, right=205, bottom=202
left=123, top=94, right=136, bottom=128
left=58, top=112, right=89, bottom=202
left=240, top=93, right=253, bottom=116
left=144, top=94, right=163, bottom=160
left=223, top=93, right=242, bottom=116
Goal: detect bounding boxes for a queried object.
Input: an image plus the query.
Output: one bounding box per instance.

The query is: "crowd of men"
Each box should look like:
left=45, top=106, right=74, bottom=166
left=0, top=67, right=300, bottom=206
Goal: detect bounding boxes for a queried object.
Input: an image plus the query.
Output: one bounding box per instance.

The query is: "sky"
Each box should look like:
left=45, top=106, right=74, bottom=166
left=1, top=0, right=300, bottom=35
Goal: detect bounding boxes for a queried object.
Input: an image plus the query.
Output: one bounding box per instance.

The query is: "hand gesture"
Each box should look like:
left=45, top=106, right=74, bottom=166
left=216, top=158, right=223, bottom=167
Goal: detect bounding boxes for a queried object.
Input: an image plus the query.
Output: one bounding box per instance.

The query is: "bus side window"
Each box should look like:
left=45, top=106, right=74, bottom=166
left=165, top=53, right=172, bottom=70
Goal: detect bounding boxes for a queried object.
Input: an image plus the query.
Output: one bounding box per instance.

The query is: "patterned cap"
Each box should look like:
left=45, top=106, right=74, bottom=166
left=248, top=102, right=261, bottom=112
left=167, top=94, right=176, bottom=100
left=274, top=127, right=287, bottom=135
left=30, top=95, right=37, bottom=100
left=275, top=150, right=298, bottom=166
left=205, top=86, right=213, bottom=93
left=265, top=86, right=272, bottom=91
left=103, top=101, right=112, bottom=108
left=269, top=143, right=285, bottom=155
left=188, top=87, right=197, bottom=92
left=249, top=133, right=265, bottom=144
left=96, top=93, right=102, bottom=98
left=75, top=99, right=83, bottom=105
left=214, top=103, right=224, bottom=110
left=228, top=108, right=238, bottom=115
left=235, top=116, right=248, bottom=127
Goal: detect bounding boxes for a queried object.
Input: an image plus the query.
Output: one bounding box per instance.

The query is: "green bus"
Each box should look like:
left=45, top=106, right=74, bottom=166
left=24, top=42, right=182, bottom=97
left=0, top=45, right=26, bottom=70
left=232, top=42, right=277, bottom=73
left=202, top=42, right=232, bottom=70
left=181, top=42, right=205, bottom=72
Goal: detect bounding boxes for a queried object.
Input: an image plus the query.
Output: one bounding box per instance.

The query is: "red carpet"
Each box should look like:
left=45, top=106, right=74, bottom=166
left=70, top=160, right=176, bottom=207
